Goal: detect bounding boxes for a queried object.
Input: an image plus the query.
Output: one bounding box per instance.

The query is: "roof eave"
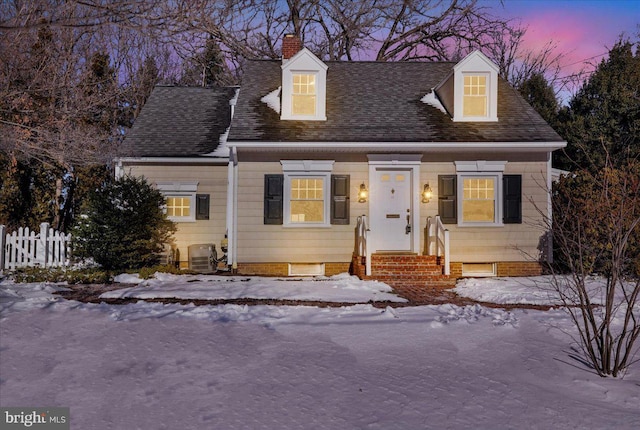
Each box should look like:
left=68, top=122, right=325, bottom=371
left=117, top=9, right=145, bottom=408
left=228, top=141, right=567, bottom=153
left=115, top=156, right=229, bottom=164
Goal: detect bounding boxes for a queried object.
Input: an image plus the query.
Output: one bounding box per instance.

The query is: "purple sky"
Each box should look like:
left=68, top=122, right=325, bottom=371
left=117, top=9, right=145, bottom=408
left=492, top=0, right=638, bottom=79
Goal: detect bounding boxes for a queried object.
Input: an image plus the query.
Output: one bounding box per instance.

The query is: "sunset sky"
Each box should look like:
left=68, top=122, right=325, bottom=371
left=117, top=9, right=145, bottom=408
left=493, top=0, right=638, bottom=80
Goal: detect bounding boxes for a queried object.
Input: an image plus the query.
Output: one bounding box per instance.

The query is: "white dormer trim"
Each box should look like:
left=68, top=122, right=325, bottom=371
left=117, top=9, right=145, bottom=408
left=281, top=48, right=328, bottom=121
left=449, top=50, right=499, bottom=122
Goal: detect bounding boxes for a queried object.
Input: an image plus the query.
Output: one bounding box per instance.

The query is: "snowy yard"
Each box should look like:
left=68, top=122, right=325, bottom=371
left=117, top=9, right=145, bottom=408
left=1, top=274, right=639, bottom=429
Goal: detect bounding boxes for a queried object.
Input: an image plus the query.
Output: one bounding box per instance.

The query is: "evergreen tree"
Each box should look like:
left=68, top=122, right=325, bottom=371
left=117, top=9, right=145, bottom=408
left=180, top=36, right=231, bottom=86
left=73, top=176, right=176, bottom=270
left=517, top=72, right=559, bottom=128
left=556, top=39, right=640, bottom=171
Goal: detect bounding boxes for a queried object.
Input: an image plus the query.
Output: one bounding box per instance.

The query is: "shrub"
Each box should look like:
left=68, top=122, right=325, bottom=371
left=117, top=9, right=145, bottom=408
left=11, top=267, right=112, bottom=284
left=137, top=264, right=185, bottom=280
left=72, top=175, right=176, bottom=271
left=549, top=156, right=639, bottom=377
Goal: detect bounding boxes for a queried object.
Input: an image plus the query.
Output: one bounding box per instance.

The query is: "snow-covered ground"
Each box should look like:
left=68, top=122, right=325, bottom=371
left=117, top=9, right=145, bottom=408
left=103, top=272, right=406, bottom=303
left=1, top=274, right=639, bottom=429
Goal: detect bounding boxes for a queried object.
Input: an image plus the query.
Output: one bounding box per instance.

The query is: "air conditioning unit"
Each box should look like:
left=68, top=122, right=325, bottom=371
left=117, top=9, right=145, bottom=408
left=188, top=244, right=214, bottom=273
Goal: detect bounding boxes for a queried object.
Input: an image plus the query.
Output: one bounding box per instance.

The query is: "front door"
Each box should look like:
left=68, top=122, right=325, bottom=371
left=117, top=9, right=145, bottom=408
left=372, top=169, right=413, bottom=251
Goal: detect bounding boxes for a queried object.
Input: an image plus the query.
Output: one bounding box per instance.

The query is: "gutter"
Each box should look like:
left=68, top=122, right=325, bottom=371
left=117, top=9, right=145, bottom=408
left=228, top=141, right=567, bottom=152
left=115, top=156, right=229, bottom=164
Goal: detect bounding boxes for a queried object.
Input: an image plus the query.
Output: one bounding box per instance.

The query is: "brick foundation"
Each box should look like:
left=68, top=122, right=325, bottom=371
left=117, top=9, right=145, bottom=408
left=236, top=263, right=289, bottom=276
left=324, top=262, right=351, bottom=276
left=235, top=262, right=350, bottom=277
left=496, top=262, right=543, bottom=277
left=350, top=255, right=543, bottom=288
left=449, top=262, right=463, bottom=279
left=183, top=258, right=541, bottom=279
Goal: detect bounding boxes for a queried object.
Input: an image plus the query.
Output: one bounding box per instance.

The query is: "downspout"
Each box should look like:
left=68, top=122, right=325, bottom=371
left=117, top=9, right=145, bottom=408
left=226, top=147, right=238, bottom=272
left=546, top=156, right=553, bottom=264
left=226, top=88, right=241, bottom=272
left=233, top=153, right=239, bottom=273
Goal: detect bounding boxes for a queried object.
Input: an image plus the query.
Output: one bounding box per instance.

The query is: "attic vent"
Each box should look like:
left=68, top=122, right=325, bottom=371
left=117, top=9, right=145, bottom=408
left=288, top=263, right=325, bottom=277
left=188, top=244, right=214, bottom=273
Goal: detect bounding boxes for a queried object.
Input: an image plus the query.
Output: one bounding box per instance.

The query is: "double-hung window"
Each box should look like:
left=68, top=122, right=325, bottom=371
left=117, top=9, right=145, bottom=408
left=282, top=160, right=334, bottom=227
left=292, top=73, right=317, bottom=116
left=289, top=177, right=324, bottom=223
left=462, top=176, right=497, bottom=223
left=463, top=74, right=488, bottom=118
left=460, top=174, right=499, bottom=225
left=455, top=161, right=505, bottom=227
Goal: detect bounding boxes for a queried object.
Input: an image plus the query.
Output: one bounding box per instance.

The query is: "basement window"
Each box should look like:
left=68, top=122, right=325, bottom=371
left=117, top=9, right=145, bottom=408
left=462, top=263, right=496, bottom=277
left=288, top=263, right=325, bottom=277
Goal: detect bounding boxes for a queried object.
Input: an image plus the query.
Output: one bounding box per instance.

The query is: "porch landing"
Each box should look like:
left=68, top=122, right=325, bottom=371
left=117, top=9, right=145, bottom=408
left=351, top=254, right=456, bottom=291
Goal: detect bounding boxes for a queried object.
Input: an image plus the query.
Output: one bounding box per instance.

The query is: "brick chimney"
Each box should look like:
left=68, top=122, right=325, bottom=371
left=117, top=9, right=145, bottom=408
left=282, top=34, right=301, bottom=60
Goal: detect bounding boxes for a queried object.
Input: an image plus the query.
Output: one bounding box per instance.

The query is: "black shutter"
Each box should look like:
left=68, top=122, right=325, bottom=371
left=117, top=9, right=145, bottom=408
left=195, top=194, right=210, bottom=220
left=503, top=175, right=522, bottom=224
left=438, top=175, right=457, bottom=224
left=331, top=175, right=350, bottom=225
left=264, top=174, right=284, bottom=224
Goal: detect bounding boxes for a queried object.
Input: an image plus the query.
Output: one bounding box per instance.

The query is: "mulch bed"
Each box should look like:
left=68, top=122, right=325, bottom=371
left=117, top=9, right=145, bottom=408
left=54, top=283, right=555, bottom=311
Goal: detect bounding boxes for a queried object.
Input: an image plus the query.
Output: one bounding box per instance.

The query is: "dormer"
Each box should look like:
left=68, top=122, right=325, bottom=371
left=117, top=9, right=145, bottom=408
left=280, top=36, right=328, bottom=121
left=435, top=50, right=499, bottom=122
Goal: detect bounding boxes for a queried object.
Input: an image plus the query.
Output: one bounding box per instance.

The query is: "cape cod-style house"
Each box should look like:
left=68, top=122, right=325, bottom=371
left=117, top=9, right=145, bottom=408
left=116, top=35, right=566, bottom=287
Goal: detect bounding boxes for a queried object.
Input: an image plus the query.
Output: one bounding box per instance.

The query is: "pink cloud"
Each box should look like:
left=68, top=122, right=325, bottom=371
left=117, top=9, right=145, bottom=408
left=497, top=0, right=637, bottom=79
left=513, top=9, right=616, bottom=76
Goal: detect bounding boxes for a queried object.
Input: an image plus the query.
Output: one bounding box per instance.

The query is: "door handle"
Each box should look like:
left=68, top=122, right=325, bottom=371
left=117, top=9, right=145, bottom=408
left=405, top=214, right=411, bottom=234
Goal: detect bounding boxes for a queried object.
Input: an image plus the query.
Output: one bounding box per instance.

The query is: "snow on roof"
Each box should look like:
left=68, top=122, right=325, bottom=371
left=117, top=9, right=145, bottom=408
left=260, top=86, right=281, bottom=114
left=420, top=90, right=448, bottom=115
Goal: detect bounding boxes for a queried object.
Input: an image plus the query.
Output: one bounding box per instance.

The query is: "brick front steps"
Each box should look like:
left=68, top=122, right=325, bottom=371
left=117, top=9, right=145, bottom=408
left=351, top=253, right=456, bottom=290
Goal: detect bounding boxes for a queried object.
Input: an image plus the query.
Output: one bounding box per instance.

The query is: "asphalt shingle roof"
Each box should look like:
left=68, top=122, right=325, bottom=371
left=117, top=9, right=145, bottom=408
left=228, top=60, right=564, bottom=144
left=121, top=86, right=236, bottom=157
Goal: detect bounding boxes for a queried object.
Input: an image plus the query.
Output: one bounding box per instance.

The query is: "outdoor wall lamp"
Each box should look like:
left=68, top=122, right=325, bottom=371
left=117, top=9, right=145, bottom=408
left=421, top=183, right=433, bottom=203
left=358, top=183, right=368, bottom=203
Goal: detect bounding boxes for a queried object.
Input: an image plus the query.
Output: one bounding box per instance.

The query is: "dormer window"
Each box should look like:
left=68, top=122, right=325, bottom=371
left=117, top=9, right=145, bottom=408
left=434, top=50, right=498, bottom=122
left=292, top=73, right=317, bottom=116
left=281, top=47, right=327, bottom=121
left=463, top=74, right=488, bottom=118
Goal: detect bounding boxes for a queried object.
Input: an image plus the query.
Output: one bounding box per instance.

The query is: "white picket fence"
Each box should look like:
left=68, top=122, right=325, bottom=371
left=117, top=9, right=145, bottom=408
left=0, top=223, right=72, bottom=271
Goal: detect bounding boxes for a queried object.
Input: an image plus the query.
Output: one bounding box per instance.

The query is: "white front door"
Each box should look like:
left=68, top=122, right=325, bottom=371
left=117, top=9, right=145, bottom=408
left=372, top=169, right=413, bottom=251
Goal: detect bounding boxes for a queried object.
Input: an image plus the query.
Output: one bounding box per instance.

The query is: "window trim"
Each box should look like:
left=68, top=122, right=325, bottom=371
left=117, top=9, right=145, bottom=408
left=455, top=161, right=505, bottom=227
left=462, top=262, right=497, bottom=277
left=164, top=194, right=196, bottom=222
left=281, top=160, right=334, bottom=228
left=462, top=73, right=489, bottom=119
left=458, top=173, right=502, bottom=227
left=156, top=181, right=198, bottom=223
left=284, top=174, right=330, bottom=226
left=291, top=72, right=317, bottom=117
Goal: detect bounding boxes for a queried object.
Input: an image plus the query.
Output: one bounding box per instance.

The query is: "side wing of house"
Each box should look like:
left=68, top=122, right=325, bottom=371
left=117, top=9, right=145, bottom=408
left=116, top=86, right=237, bottom=269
